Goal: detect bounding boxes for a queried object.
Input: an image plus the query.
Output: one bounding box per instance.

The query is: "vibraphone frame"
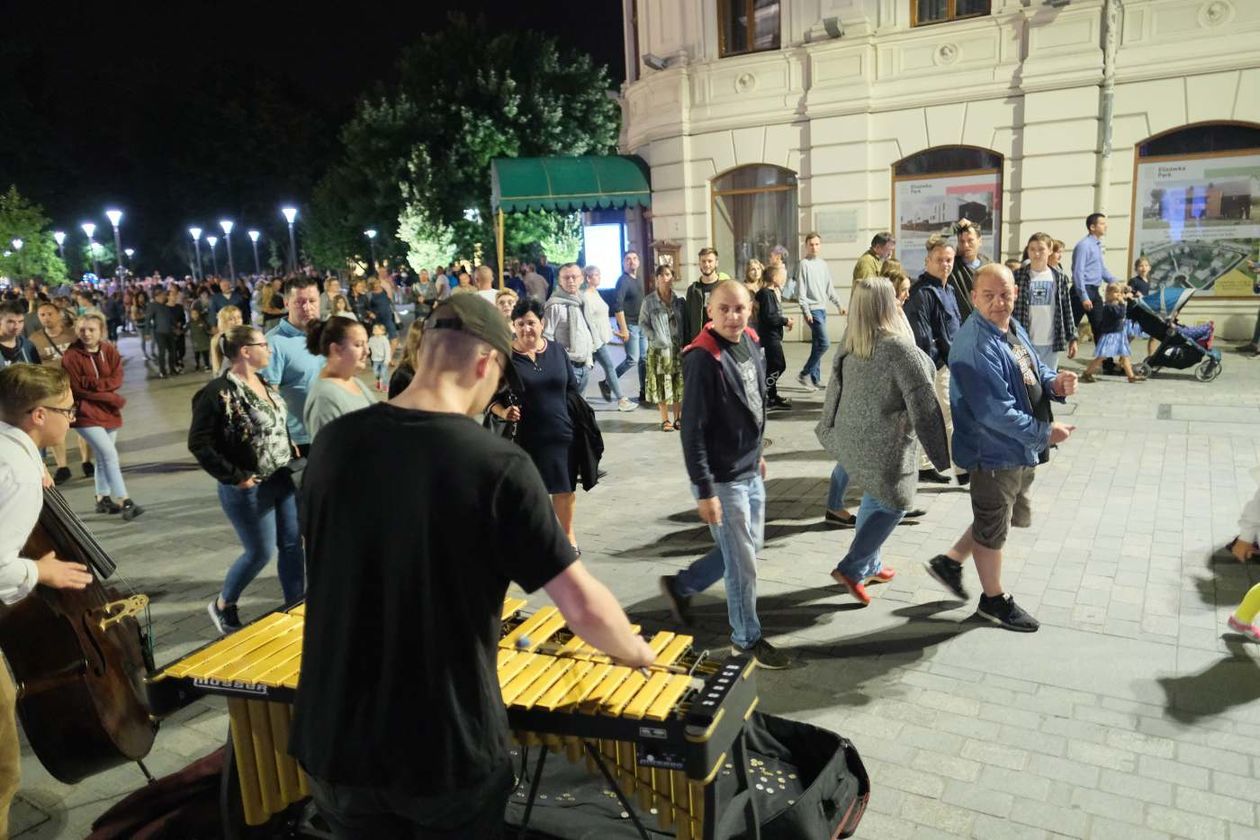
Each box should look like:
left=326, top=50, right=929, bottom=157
left=148, top=600, right=763, bottom=840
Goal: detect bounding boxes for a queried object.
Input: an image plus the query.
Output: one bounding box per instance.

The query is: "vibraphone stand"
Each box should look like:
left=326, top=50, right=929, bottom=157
left=515, top=733, right=761, bottom=840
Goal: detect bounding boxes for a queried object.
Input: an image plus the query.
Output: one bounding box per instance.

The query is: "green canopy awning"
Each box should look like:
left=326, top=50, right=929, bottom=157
left=491, top=155, right=651, bottom=213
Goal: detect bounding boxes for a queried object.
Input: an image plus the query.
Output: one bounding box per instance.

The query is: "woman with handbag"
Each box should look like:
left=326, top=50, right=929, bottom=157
left=188, top=325, right=305, bottom=634
left=61, top=311, right=144, bottom=520
left=815, top=277, right=949, bottom=605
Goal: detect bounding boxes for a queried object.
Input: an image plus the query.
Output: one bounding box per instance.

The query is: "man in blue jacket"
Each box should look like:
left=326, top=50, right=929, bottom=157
left=659, top=281, right=789, bottom=669
left=926, top=264, right=1078, bottom=632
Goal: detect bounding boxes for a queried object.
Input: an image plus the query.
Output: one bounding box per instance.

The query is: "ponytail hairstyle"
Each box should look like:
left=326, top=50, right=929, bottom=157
left=306, top=314, right=363, bottom=357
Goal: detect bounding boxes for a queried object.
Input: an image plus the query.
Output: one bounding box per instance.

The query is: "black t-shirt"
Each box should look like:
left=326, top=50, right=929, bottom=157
left=290, top=403, right=575, bottom=794
left=613, top=272, right=644, bottom=326
left=0, top=342, right=23, bottom=364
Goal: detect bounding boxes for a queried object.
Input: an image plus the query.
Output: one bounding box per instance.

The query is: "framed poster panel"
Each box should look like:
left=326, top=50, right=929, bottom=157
left=892, top=168, right=1002, bottom=261
left=1130, top=147, right=1260, bottom=298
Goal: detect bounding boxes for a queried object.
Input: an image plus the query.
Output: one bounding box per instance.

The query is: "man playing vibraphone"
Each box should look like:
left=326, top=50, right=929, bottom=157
left=290, top=294, right=655, bottom=839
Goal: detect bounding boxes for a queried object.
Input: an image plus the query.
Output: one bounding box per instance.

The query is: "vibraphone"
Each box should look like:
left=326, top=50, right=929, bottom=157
left=148, top=598, right=761, bottom=840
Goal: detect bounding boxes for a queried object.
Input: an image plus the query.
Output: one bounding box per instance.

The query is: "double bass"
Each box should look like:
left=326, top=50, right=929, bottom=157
left=0, top=486, right=155, bottom=783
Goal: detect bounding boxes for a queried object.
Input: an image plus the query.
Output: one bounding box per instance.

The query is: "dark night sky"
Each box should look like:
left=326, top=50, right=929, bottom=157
left=1, top=0, right=625, bottom=271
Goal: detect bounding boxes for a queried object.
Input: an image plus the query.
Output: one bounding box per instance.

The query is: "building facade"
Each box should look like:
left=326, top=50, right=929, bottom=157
left=619, top=0, right=1260, bottom=338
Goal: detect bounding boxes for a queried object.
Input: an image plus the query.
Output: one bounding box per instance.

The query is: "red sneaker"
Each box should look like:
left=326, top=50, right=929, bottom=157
left=866, top=568, right=896, bottom=585
left=830, top=570, right=871, bottom=605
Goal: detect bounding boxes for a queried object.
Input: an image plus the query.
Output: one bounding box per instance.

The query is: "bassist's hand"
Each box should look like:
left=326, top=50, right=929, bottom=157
left=35, top=551, right=92, bottom=590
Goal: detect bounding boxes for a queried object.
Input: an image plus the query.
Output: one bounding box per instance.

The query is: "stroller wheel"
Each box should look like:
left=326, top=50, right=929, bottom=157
left=1133, top=361, right=1152, bottom=378
left=1195, top=358, right=1222, bottom=382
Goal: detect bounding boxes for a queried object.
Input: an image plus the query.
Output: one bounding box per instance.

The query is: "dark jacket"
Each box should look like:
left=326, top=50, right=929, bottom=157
left=947, top=253, right=988, bottom=321
left=566, top=390, right=604, bottom=492
left=682, top=278, right=721, bottom=346
left=63, top=340, right=126, bottom=429
left=680, top=326, right=766, bottom=499
left=0, top=335, right=40, bottom=369
left=146, top=300, right=176, bottom=334
left=754, top=287, right=789, bottom=341
left=187, top=375, right=291, bottom=485
left=904, top=273, right=963, bottom=369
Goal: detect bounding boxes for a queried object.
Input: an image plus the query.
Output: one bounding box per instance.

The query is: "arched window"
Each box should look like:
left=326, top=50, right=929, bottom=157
left=1131, top=122, right=1260, bottom=298
left=711, top=164, right=798, bottom=281
left=892, top=146, right=1003, bottom=260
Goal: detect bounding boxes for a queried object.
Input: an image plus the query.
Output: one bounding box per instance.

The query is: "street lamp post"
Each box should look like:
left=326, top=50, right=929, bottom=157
left=206, top=235, right=220, bottom=277
left=247, top=230, right=261, bottom=275
left=281, top=207, right=298, bottom=273
left=81, top=222, right=100, bottom=277
left=189, top=227, right=204, bottom=281
left=53, top=231, right=66, bottom=262
left=219, top=220, right=236, bottom=282
left=106, top=208, right=124, bottom=277
left=364, top=229, right=378, bottom=276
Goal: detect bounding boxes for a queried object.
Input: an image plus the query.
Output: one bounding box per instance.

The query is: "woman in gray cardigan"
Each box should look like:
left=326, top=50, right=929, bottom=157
left=815, top=277, right=950, bottom=605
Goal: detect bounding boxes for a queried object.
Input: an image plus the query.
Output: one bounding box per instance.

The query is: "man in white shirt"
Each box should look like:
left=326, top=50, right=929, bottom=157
left=0, top=364, right=94, bottom=836
left=474, top=265, right=499, bottom=304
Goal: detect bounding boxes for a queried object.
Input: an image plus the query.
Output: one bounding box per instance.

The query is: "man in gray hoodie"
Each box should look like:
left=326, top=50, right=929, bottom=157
left=542, top=263, right=596, bottom=394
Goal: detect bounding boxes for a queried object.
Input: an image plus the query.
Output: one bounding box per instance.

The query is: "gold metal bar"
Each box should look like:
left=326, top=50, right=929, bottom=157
left=160, top=613, right=292, bottom=678
left=499, top=606, right=560, bottom=651
left=501, top=597, right=527, bottom=620
left=535, top=661, right=592, bottom=711
left=622, top=672, right=671, bottom=720
left=579, top=666, right=632, bottom=713
left=655, top=635, right=693, bottom=668
left=227, top=698, right=266, bottom=827
left=645, top=675, right=694, bottom=722
left=601, top=671, right=647, bottom=717
left=501, top=655, right=555, bottom=705
left=512, top=659, right=576, bottom=709
left=245, top=699, right=284, bottom=820
left=266, top=701, right=301, bottom=807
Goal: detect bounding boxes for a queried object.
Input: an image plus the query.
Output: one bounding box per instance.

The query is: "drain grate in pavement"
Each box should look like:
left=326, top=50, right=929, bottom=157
left=1158, top=404, right=1260, bottom=422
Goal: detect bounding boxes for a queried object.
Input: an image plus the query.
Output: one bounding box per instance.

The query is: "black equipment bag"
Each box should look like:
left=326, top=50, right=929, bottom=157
left=503, top=711, right=869, bottom=839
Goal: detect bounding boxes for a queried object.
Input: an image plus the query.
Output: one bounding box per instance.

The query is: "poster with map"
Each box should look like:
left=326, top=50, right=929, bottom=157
left=893, top=170, right=1002, bottom=260
left=1131, top=149, right=1260, bottom=297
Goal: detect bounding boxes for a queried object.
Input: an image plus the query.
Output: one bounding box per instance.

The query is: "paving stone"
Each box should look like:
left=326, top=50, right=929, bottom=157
left=1145, top=804, right=1229, bottom=840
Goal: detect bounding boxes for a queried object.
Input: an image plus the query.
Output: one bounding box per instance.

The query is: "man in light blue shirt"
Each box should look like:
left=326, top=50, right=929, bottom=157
left=261, top=278, right=325, bottom=454
left=1070, top=212, right=1116, bottom=338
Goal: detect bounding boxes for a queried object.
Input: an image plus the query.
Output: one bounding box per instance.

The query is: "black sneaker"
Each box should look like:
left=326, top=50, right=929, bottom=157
left=905, top=509, right=927, bottom=518
left=824, top=510, right=856, bottom=528
left=767, top=397, right=793, bottom=411
left=734, top=638, right=792, bottom=670
left=918, top=469, right=951, bottom=485
left=207, top=599, right=243, bottom=635
left=977, top=593, right=1040, bottom=632
left=598, top=380, right=612, bottom=401
left=120, top=499, right=145, bottom=521
left=83, top=462, right=95, bottom=477
left=95, top=496, right=121, bottom=514
left=53, top=466, right=72, bottom=485
left=659, top=575, right=693, bottom=627
left=956, top=472, right=971, bottom=487
left=926, top=554, right=968, bottom=600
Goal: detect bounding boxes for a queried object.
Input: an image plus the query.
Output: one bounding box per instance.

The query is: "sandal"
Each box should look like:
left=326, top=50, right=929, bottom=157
left=660, top=421, right=674, bottom=432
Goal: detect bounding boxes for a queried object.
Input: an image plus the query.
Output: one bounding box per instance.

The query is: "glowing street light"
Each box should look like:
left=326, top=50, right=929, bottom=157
left=247, top=229, right=261, bottom=274
left=53, top=231, right=66, bottom=261
left=81, top=222, right=100, bottom=277
left=281, top=206, right=298, bottom=272
left=11, top=238, right=23, bottom=251
left=189, top=227, right=204, bottom=281
left=364, top=228, right=378, bottom=274
left=105, top=208, right=125, bottom=275
left=124, top=248, right=135, bottom=260
left=219, top=219, right=236, bottom=281
left=206, top=235, right=220, bottom=277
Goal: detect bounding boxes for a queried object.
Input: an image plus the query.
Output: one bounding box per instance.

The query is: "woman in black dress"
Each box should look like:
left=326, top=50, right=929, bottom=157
left=488, top=298, right=581, bottom=552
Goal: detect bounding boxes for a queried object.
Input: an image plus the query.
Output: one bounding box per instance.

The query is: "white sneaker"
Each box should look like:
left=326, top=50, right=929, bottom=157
left=617, top=398, right=635, bottom=412
left=796, top=373, right=816, bottom=392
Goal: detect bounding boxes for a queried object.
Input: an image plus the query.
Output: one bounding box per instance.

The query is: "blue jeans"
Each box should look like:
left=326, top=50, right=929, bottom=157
left=800, top=309, right=829, bottom=384
left=675, top=476, right=765, bottom=649
left=614, top=324, right=648, bottom=396
left=372, top=360, right=388, bottom=382
left=217, top=472, right=305, bottom=605
left=827, top=464, right=905, bottom=581
left=77, top=426, right=128, bottom=499
left=591, top=344, right=624, bottom=400
left=572, top=362, right=591, bottom=395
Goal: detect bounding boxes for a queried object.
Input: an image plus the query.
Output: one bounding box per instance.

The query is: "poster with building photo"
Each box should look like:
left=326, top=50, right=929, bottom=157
left=893, top=170, right=1002, bottom=260
left=1131, top=149, right=1260, bottom=298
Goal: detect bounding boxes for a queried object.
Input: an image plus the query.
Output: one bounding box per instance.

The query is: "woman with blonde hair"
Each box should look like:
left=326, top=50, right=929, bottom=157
left=815, top=277, right=949, bottom=604
left=210, top=305, right=244, bottom=374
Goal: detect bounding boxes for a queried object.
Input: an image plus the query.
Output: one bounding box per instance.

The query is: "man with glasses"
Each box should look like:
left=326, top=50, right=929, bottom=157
left=0, top=302, right=40, bottom=370
left=0, top=364, right=95, bottom=836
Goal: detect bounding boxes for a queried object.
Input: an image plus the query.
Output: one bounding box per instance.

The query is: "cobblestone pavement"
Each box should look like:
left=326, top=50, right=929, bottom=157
left=11, top=333, right=1260, bottom=839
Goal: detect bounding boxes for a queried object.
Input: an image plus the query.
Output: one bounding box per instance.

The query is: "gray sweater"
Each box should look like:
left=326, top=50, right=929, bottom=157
left=815, top=335, right=950, bottom=509
left=303, top=376, right=376, bottom=440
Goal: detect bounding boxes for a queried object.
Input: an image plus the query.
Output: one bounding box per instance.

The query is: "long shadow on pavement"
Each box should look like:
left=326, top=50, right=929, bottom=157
left=1155, top=638, right=1260, bottom=724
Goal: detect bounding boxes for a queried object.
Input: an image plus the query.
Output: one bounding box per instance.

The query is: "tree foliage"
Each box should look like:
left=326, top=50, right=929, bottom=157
left=0, top=186, right=67, bottom=284
left=307, top=15, right=619, bottom=270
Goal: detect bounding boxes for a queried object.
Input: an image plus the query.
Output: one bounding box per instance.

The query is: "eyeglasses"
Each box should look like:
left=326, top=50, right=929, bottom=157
left=244, top=342, right=268, bottom=348
left=30, top=405, right=76, bottom=420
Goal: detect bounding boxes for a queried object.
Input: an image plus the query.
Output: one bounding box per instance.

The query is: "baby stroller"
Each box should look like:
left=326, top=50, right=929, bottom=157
left=1126, top=288, right=1223, bottom=382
